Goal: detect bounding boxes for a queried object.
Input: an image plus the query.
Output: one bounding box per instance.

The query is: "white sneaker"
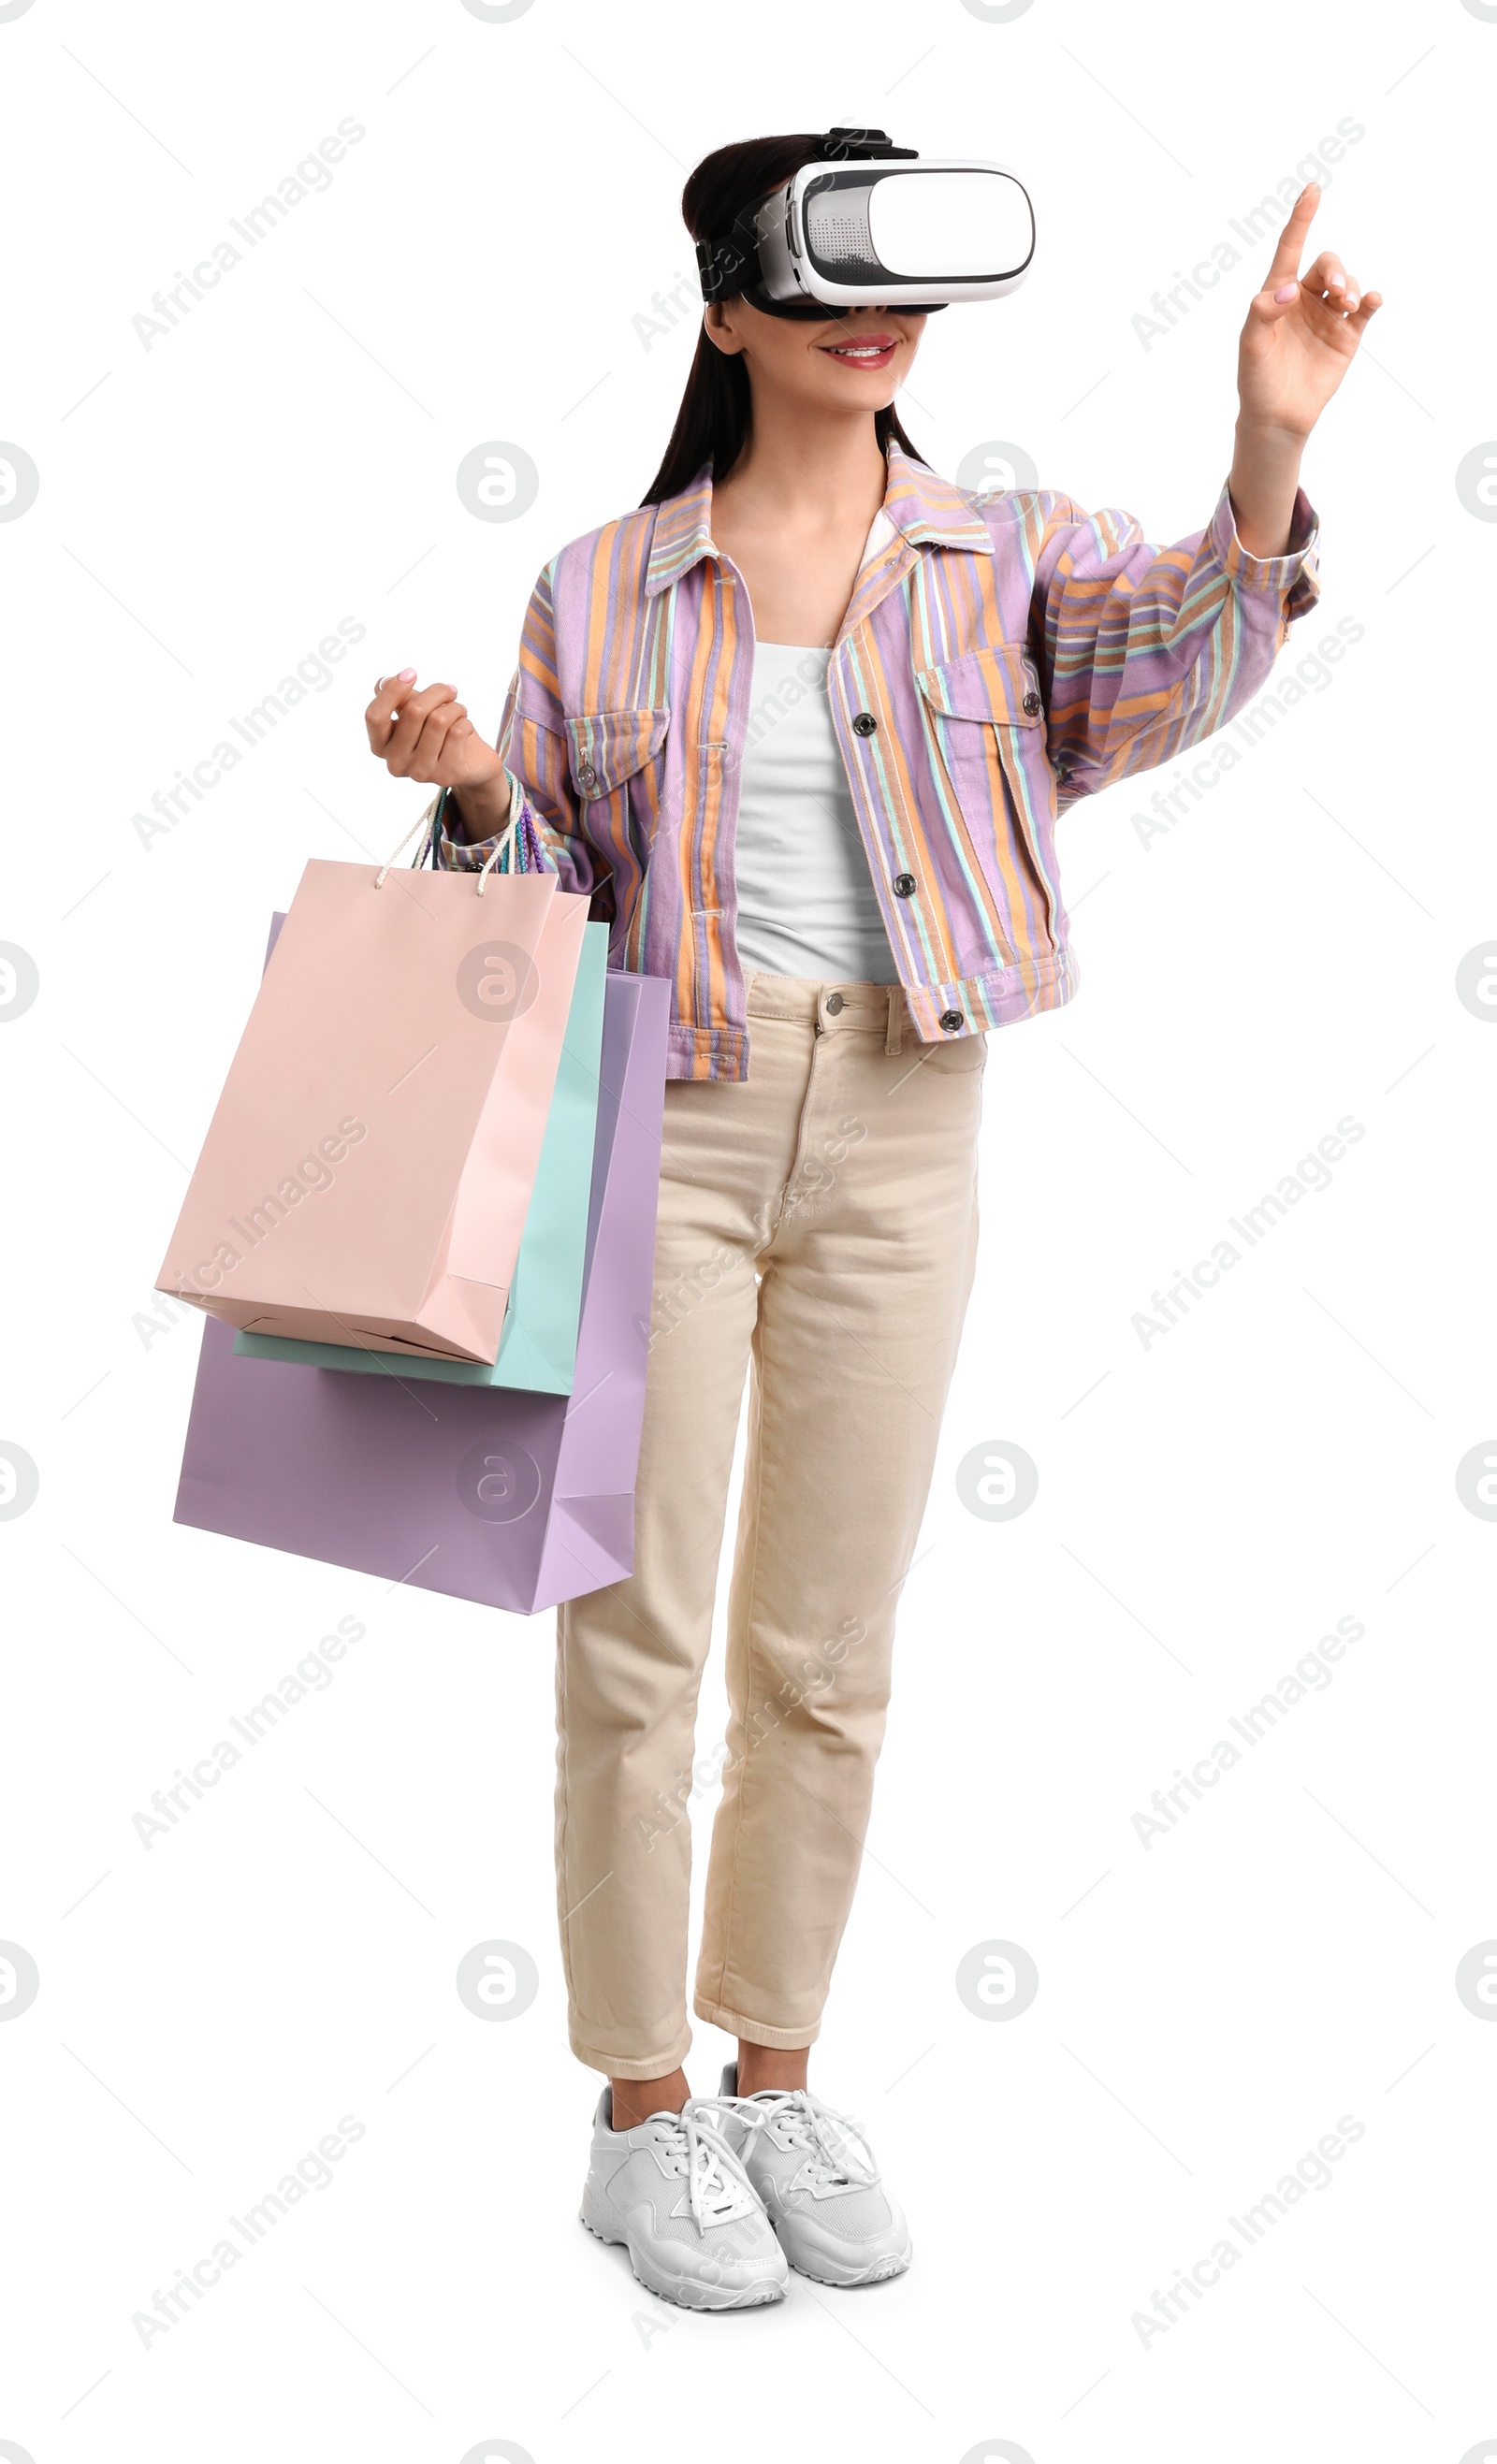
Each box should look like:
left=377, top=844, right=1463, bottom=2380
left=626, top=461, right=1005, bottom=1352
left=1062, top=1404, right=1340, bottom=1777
left=707, top=2064, right=912, bottom=2286
left=579, top=2087, right=789, bottom=2310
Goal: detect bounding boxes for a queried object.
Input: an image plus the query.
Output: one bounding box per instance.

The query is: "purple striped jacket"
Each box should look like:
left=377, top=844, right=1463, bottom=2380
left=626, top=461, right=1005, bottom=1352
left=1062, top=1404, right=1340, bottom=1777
left=436, top=443, right=1319, bottom=1080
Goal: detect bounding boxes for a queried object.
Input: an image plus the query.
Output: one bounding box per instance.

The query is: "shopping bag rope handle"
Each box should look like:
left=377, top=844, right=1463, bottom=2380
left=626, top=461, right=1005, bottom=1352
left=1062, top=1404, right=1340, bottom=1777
left=375, top=790, right=520, bottom=894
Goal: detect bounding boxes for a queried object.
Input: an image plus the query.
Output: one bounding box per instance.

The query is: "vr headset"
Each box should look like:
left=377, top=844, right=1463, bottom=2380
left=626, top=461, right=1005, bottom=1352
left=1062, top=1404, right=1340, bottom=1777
left=695, top=127, right=1034, bottom=321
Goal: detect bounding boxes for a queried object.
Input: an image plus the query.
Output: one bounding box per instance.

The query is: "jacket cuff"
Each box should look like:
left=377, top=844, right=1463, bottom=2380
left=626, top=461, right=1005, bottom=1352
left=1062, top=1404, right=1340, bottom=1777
left=431, top=772, right=544, bottom=872
left=1211, top=480, right=1320, bottom=621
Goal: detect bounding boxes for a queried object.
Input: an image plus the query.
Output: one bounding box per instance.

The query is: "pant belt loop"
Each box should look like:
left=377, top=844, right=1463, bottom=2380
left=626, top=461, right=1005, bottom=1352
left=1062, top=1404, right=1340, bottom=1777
left=885, top=989, right=903, bottom=1057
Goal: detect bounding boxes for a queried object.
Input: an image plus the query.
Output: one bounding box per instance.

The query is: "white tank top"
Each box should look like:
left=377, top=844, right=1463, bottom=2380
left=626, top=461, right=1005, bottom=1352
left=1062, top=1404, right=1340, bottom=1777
left=731, top=509, right=900, bottom=985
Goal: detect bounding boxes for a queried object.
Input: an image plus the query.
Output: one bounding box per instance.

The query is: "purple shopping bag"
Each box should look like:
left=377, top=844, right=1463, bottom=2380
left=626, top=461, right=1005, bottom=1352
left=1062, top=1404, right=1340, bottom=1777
left=172, top=972, right=668, bottom=1613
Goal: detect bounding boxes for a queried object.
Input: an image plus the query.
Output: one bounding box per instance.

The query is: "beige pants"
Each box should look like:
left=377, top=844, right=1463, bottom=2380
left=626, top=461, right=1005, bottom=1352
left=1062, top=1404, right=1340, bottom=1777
left=554, top=974, right=985, bottom=2076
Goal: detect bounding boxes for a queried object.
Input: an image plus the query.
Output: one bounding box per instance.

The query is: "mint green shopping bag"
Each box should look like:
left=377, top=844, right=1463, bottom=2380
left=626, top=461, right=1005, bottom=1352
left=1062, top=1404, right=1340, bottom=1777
left=233, top=920, right=608, bottom=1394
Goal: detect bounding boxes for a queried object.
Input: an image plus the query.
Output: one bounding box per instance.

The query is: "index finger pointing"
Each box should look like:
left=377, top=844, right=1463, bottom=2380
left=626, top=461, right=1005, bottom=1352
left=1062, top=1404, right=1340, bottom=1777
left=1265, top=181, right=1321, bottom=285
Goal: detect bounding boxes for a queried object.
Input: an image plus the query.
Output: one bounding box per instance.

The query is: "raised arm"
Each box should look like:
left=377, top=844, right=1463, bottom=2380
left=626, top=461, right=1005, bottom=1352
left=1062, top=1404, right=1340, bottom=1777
left=1027, top=180, right=1377, bottom=803
left=1228, top=181, right=1381, bottom=556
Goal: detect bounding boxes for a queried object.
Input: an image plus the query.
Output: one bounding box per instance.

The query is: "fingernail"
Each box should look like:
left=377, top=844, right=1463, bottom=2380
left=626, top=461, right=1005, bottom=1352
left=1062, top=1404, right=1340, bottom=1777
left=1273, top=283, right=1299, bottom=303
left=398, top=667, right=416, bottom=682
left=1329, top=271, right=1345, bottom=288
left=1344, top=294, right=1359, bottom=311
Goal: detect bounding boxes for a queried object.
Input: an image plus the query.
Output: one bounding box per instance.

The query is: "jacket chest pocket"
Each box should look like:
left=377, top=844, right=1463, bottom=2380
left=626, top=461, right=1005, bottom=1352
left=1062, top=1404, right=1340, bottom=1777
left=565, top=707, right=670, bottom=840
left=914, top=645, right=1059, bottom=937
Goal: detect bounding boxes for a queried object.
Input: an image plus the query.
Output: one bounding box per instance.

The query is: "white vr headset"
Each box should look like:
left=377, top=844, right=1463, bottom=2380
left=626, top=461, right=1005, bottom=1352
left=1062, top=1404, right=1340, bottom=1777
left=696, top=127, right=1034, bottom=321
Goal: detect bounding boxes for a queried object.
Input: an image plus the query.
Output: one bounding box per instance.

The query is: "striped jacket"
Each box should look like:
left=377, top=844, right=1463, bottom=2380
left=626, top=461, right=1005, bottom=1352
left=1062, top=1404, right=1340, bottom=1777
left=435, top=443, right=1319, bottom=1080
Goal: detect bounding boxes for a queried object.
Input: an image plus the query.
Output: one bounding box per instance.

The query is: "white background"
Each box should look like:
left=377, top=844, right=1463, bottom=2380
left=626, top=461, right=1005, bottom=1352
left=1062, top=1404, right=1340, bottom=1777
left=2, top=0, right=1494, bottom=2458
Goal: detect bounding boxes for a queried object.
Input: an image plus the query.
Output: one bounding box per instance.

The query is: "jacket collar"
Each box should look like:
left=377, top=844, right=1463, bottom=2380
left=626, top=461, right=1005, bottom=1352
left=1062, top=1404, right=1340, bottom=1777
left=643, top=442, right=992, bottom=597
left=880, top=443, right=996, bottom=552
left=644, top=463, right=717, bottom=597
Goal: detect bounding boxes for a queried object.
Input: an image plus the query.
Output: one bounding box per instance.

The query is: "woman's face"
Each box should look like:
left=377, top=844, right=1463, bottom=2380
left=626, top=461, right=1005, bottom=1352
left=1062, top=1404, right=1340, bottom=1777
left=704, top=297, right=925, bottom=420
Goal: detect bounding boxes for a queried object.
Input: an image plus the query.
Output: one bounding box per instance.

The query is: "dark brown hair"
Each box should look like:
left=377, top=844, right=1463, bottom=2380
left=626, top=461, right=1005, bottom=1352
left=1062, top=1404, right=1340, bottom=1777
left=639, top=134, right=927, bottom=506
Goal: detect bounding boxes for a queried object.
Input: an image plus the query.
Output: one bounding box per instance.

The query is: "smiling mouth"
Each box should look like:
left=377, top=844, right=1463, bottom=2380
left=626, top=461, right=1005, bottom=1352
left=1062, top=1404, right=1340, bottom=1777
left=821, top=334, right=899, bottom=364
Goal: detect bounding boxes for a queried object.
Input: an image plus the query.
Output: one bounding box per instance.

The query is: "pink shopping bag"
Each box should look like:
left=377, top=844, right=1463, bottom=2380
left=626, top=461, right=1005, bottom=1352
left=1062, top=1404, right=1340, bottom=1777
left=156, top=851, right=588, bottom=1363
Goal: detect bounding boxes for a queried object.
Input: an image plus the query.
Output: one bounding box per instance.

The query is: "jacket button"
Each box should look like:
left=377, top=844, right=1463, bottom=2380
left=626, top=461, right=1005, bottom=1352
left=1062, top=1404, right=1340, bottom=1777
left=1022, top=690, right=1042, bottom=717
left=576, top=761, right=597, bottom=789
left=893, top=871, right=916, bottom=897
left=939, top=1008, right=964, bottom=1034
left=1054, top=763, right=1070, bottom=786
left=851, top=711, right=878, bottom=737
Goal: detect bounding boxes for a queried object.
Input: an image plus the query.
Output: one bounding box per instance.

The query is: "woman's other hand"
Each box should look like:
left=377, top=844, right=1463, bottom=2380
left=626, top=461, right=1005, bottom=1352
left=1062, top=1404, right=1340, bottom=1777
left=1237, top=181, right=1382, bottom=440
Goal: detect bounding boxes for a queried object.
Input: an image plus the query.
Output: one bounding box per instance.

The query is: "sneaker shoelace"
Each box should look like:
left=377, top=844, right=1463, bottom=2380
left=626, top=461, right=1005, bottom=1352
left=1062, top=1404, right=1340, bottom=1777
left=707, top=2087, right=880, bottom=2194
left=651, top=2104, right=763, bottom=2229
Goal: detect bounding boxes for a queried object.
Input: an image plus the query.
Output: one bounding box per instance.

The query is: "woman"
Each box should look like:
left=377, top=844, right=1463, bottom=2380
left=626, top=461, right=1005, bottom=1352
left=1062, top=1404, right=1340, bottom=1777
left=365, top=131, right=1378, bottom=2309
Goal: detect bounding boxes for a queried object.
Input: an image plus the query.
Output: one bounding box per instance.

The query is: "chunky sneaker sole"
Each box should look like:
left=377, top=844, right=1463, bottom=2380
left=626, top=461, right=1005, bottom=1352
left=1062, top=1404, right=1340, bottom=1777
left=579, top=2188, right=784, bottom=2310
left=777, top=2231, right=911, bottom=2288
